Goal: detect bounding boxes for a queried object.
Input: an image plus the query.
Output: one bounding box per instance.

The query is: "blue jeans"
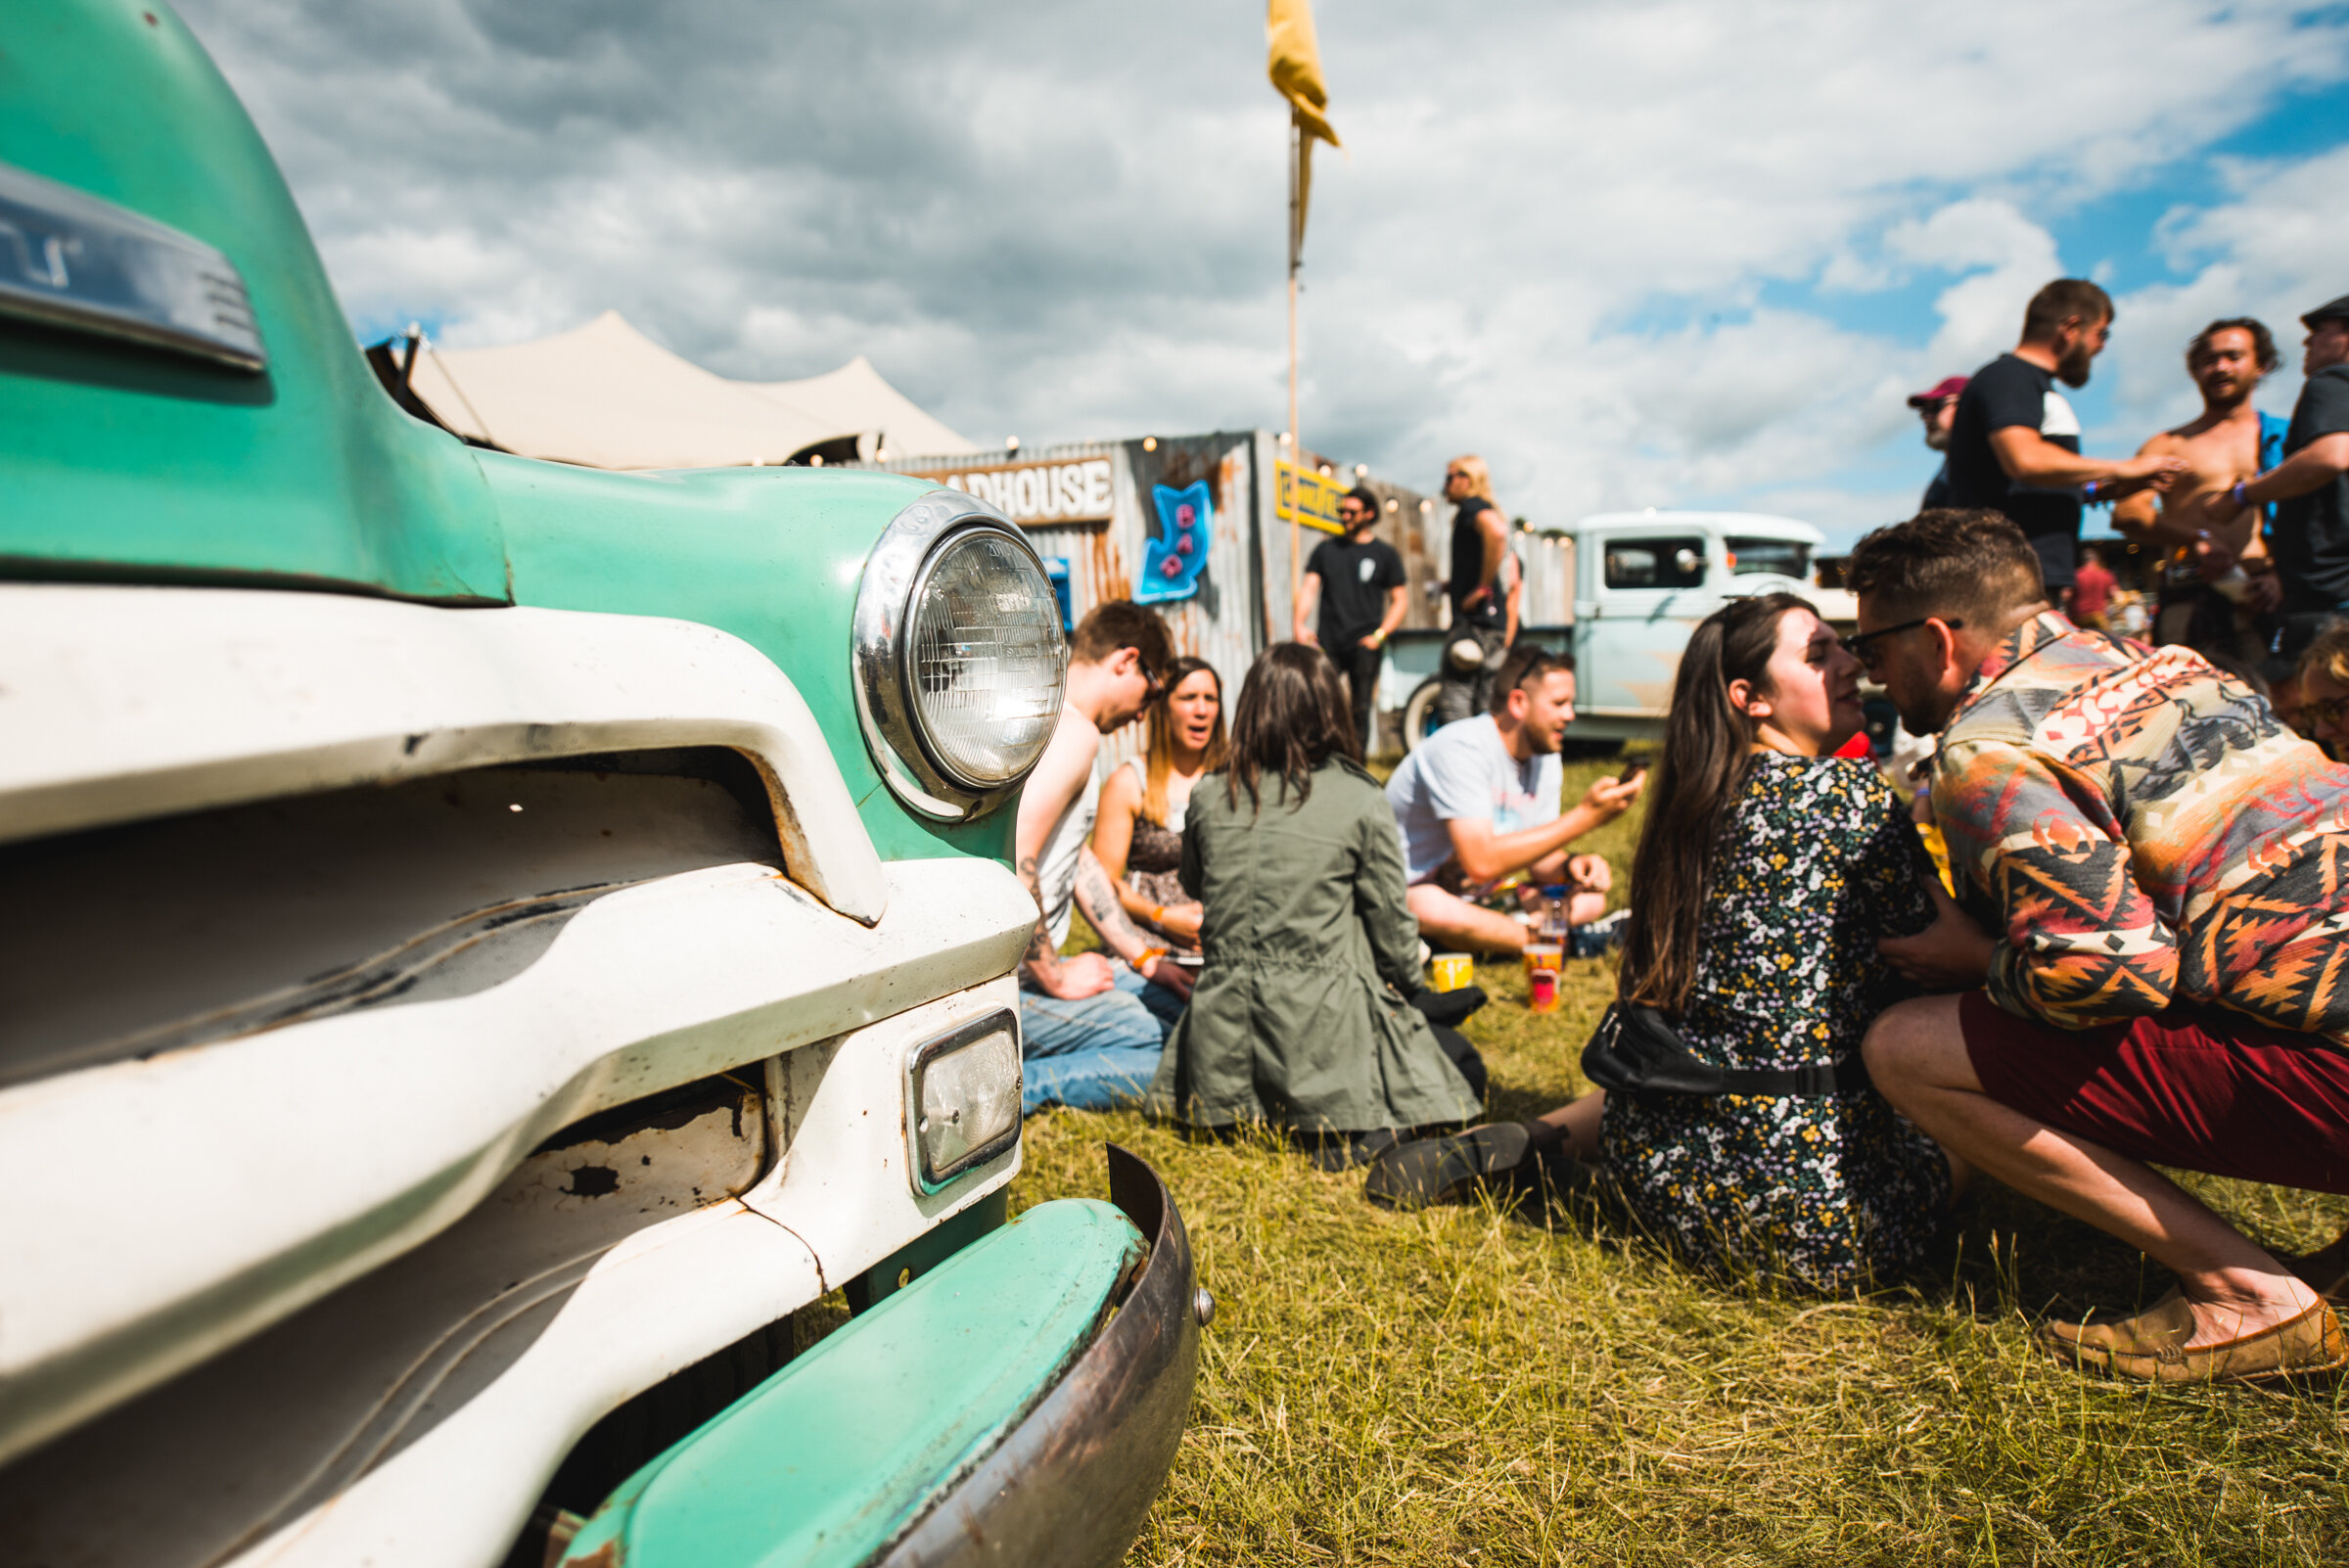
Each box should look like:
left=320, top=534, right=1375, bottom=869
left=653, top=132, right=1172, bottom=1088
left=1020, top=966, right=1181, bottom=1115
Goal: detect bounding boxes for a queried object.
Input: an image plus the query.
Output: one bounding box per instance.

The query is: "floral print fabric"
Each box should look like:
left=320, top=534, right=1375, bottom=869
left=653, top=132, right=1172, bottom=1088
left=1600, top=753, right=1951, bottom=1291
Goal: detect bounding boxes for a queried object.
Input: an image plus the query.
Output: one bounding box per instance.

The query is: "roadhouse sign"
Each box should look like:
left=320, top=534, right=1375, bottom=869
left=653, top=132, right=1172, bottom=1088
left=914, top=455, right=1115, bottom=525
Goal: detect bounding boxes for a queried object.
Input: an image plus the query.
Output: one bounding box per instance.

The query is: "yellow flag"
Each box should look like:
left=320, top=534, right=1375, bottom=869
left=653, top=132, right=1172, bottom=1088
left=1267, top=0, right=1339, bottom=258
left=1267, top=0, right=1340, bottom=150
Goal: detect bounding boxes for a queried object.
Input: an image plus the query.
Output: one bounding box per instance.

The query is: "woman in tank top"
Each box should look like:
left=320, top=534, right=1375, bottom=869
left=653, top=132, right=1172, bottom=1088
left=1092, top=657, right=1225, bottom=955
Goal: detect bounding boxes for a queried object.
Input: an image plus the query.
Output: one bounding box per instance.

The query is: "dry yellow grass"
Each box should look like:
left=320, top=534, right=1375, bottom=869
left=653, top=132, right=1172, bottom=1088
left=1023, top=756, right=2349, bottom=1566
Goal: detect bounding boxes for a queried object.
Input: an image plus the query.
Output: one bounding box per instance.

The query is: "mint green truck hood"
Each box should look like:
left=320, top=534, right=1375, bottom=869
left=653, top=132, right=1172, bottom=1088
left=0, top=0, right=1008, bottom=863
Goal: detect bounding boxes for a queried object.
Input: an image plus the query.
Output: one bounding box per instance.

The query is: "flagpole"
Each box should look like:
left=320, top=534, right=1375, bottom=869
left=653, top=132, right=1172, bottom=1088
left=1286, top=111, right=1302, bottom=618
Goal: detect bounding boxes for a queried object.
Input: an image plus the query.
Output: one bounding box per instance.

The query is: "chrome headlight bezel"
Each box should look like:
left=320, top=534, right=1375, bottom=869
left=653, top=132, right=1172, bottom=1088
left=852, top=488, right=1068, bottom=820
left=903, top=1007, right=1023, bottom=1194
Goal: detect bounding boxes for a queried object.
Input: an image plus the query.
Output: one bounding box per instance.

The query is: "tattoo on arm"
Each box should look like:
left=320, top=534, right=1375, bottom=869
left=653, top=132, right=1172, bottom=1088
left=1016, top=853, right=1058, bottom=977
left=1074, top=848, right=1150, bottom=961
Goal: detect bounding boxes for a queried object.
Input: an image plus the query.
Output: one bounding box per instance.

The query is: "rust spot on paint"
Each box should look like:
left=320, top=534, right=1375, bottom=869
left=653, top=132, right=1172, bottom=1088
left=563, top=1165, right=620, bottom=1197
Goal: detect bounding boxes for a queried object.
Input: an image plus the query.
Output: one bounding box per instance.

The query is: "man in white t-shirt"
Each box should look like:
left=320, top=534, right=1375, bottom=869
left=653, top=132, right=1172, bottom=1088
left=1015, top=600, right=1193, bottom=1114
left=1385, top=645, right=1644, bottom=954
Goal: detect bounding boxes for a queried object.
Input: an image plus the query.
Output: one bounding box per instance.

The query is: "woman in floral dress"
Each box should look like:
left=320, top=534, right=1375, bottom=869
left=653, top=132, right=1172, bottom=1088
left=1368, top=593, right=1958, bottom=1291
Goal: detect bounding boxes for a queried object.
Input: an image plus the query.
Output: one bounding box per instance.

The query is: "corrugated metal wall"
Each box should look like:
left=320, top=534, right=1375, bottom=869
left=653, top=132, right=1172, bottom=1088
left=1518, top=532, right=1576, bottom=625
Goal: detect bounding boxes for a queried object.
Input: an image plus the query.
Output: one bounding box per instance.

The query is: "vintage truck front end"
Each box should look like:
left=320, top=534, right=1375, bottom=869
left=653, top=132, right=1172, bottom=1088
left=0, top=5, right=1198, bottom=1565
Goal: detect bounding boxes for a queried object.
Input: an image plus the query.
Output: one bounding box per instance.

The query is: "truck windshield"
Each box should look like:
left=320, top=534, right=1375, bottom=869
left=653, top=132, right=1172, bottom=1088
left=1603, top=537, right=1707, bottom=590
left=1726, top=538, right=1811, bottom=579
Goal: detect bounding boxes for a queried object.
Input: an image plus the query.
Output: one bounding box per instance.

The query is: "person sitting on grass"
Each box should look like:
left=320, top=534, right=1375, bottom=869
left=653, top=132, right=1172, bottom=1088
left=1147, top=643, right=1485, bottom=1170
left=1015, top=600, right=1194, bottom=1116
left=1852, top=509, right=2349, bottom=1386
left=1367, top=593, right=1961, bottom=1294
left=1091, top=655, right=1225, bottom=960
left=1384, top=645, right=1643, bottom=955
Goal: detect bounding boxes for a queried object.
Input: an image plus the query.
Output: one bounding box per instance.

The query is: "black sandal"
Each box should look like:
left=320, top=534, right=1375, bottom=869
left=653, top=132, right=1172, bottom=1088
left=1362, top=1123, right=1534, bottom=1208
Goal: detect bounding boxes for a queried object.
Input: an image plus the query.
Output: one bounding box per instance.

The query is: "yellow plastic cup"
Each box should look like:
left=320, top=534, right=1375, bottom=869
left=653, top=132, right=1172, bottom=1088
left=1522, top=943, right=1563, bottom=983
left=1429, top=952, right=1474, bottom=992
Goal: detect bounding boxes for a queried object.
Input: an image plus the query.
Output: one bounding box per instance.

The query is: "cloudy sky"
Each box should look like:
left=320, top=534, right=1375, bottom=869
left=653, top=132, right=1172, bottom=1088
left=180, top=0, right=2349, bottom=548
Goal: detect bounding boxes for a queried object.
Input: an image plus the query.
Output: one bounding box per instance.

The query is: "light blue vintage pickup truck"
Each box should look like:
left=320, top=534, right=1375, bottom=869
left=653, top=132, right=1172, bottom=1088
left=0, top=5, right=1199, bottom=1566
left=1386, top=510, right=1849, bottom=751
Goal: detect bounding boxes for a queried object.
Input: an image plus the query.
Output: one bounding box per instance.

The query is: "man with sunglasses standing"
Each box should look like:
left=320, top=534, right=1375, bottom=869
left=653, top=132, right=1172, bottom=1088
left=1296, top=484, right=1409, bottom=753
left=1846, top=509, right=2349, bottom=1387
left=1014, top=600, right=1194, bottom=1114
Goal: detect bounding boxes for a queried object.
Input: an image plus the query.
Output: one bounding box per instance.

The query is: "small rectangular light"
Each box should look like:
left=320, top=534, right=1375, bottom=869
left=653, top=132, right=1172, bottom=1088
left=904, top=1009, right=1021, bottom=1193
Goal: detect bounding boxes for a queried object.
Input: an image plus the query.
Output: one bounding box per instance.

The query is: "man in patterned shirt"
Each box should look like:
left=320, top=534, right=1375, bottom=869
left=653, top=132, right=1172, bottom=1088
left=1850, top=508, right=2349, bottom=1385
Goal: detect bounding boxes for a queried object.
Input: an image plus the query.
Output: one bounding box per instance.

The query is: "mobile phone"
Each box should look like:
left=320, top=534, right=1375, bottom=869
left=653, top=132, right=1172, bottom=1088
left=1617, top=758, right=1649, bottom=784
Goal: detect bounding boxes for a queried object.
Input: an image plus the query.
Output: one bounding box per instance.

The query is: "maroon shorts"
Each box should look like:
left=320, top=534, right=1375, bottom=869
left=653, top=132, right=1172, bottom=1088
left=1959, top=992, right=2349, bottom=1194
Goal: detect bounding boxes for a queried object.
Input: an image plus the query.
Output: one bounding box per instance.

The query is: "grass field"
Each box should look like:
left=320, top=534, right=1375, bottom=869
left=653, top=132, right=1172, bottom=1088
left=1018, top=757, right=2349, bottom=1566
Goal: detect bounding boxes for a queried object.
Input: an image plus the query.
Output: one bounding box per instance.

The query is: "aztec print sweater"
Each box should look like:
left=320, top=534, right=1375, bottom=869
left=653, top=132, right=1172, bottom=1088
left=1934, top=611, right=2349, bottom=1039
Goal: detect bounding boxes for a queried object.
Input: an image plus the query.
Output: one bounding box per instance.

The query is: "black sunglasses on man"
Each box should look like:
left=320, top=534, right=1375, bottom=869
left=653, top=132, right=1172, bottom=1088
left=1844, top=617, right=1964, bottom=673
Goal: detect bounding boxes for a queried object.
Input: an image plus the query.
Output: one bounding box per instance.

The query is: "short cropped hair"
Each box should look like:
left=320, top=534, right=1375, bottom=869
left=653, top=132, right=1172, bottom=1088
left=1344, top=484, right=1379, bottom=512
left=2188, top=317, right=2280, bottom=374
left=1071, top=599, right=1173, bottom=673
left=2022, top=279, right=2114, bottom=341
left=1490, top=642, right=1576, bottom=715
left=1844, top=509, right=2049, bottom=629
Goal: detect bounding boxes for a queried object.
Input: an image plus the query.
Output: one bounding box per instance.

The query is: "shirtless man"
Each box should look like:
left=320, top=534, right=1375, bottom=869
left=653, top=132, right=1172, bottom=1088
left=2112, top=319, right=2285, bottom=684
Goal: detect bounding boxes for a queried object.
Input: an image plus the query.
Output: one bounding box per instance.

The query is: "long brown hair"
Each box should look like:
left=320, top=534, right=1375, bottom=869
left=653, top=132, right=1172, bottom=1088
left=1142, top=656, right=1229, bottom=823
left=1221, top=642, right=1359, bottom=813
left=1619, top=592, right=1814, bottom=1016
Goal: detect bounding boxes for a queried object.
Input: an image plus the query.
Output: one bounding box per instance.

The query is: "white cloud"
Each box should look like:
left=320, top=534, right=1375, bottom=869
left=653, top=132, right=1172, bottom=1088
left=1881, top=200, right=2065, bottom=369
left=2097, top=143, right=2349, bottom=438
left=171, top=0, right=2349, bottom=530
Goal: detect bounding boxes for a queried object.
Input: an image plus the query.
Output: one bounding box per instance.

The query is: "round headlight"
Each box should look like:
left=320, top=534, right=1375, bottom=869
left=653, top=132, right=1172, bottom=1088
left=904, top=529, right=1065, bottom=788
left=852, top=490, right=1070, bottom=819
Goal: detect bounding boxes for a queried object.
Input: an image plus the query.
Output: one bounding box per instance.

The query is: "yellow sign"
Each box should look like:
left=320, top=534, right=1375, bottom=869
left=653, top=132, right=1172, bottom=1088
left=1275, top=460, right=1347, bottom=534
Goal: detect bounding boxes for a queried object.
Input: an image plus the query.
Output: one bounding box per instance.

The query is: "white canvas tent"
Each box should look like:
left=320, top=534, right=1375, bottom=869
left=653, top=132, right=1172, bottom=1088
left=402, top=310, right=980, bottom=470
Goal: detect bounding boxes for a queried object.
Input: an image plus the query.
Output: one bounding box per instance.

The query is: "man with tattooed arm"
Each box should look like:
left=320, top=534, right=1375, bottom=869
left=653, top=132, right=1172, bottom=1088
left=1015, top=600, right=1194, bottom=1113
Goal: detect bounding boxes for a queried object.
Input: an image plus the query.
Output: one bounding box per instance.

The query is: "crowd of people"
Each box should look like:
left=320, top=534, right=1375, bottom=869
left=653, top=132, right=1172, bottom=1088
left=1010, top=276, right=2349, bottom=1390
left=1904, top=280, right=2349, bottom=713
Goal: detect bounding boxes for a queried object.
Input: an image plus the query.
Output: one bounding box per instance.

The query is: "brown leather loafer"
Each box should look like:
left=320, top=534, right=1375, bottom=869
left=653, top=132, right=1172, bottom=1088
left=2036, top=1294, right=2349, bottom=1386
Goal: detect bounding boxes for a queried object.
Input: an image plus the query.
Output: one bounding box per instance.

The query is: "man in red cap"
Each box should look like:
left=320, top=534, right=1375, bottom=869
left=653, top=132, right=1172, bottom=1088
left=1908, top=375, right=1968, bottom=510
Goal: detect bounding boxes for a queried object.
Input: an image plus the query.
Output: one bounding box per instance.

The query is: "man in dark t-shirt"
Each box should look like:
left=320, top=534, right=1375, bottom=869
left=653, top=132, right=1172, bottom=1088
left=2203, top=294, right=2349, bottom=669
left=1296, top=484, right=1408, bottom=752
left=1944, top=278, right=2186, bottom=596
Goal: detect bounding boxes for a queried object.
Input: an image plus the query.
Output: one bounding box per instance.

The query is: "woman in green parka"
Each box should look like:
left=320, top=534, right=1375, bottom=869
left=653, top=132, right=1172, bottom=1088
left=1146, top=643, right=1484, bottom=1166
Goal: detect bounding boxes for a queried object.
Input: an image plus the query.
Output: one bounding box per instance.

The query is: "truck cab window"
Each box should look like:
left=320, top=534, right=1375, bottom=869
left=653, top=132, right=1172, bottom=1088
left=1726, top=538, right=1811, bottom=579
left=1603, top=537, right=1707, bottom=590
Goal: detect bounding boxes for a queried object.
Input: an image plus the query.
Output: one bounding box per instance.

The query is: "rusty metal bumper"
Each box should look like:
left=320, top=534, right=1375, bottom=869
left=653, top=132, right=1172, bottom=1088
left=872, top=1143, right=1202, bottom=1568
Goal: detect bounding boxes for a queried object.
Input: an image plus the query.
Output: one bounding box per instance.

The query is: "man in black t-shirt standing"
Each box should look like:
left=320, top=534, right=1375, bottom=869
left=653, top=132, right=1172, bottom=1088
left=1296, top=484, right=1408, bottom=752
left=2200, top=293, right=2349, bottom=672
left=1945, top=278, right=2186, bottom=599
left=1436, top=453, right=1515, bottom=723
